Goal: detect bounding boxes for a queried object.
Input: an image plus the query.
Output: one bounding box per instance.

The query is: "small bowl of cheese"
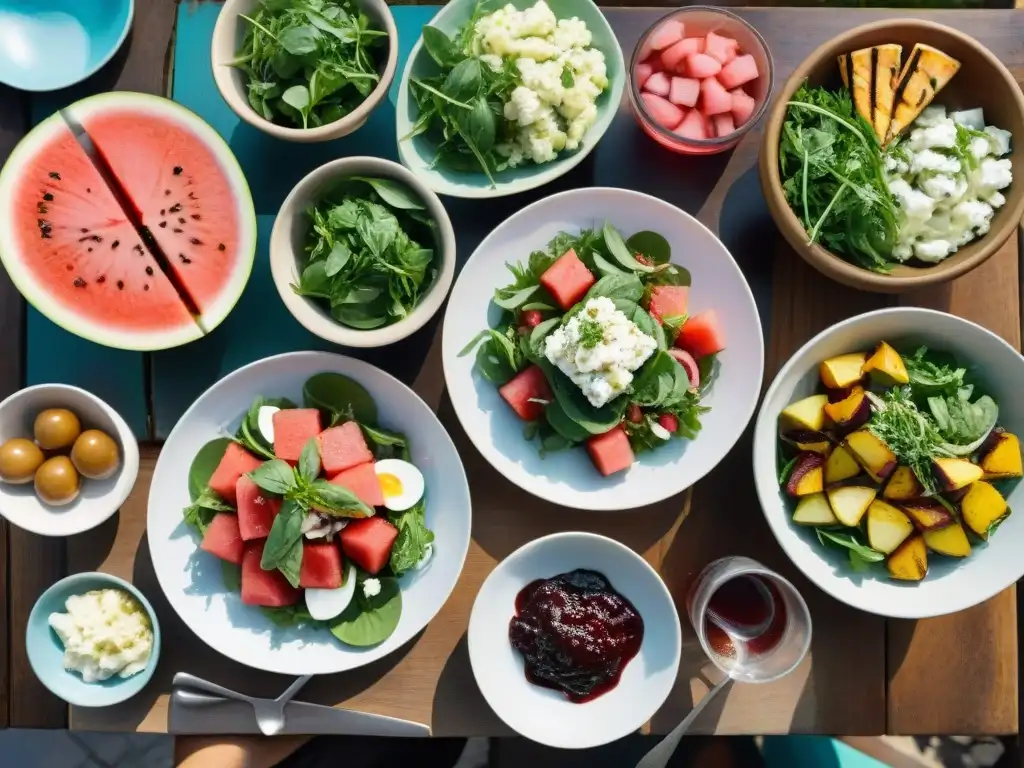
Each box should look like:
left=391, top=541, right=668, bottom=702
left=27, top=572, right=160, bottom=707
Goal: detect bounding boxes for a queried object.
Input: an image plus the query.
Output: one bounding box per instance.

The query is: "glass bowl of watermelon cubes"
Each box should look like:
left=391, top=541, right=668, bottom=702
left=629, top=7, right=774, bottom=155
left=145, top=351, right=471, bottom=675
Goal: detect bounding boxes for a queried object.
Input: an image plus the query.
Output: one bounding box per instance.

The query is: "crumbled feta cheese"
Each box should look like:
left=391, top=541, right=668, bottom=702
left=986, top=190, right=1007, bottom=209
left=974, top=157, right=1013, bottom=194
left=910, top=149, right=961, bottom=175
left=914, top=239, right=953, bottom=263
left=908, top=122, right=957, bottom=152
left=543, top=297, right=657, bottom=408
left=985, top=126, right=1012, bottom=156
left=915, top=105, right=948, bottom=128
left=920, top=174, right=959, bottom=201
left=362, top=578, right=381, bottom=599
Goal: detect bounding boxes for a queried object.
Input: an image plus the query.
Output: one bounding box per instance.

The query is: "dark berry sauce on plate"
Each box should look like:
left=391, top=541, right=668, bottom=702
left=508, top=569, right=644, bottom=703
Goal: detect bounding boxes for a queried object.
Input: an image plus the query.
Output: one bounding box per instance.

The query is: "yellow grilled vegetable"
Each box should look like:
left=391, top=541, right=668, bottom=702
left=837, top=45, right=902, bottom=143
left=886, top=43, right=960, bottom=144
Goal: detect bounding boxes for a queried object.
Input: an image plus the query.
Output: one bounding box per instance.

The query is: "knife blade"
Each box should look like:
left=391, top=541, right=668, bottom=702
left=170, top=690, right=431, bottom=737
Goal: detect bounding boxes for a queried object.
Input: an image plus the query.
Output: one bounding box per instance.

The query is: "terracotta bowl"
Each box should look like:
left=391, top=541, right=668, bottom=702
left=759, top=19, right=1024, bottom=293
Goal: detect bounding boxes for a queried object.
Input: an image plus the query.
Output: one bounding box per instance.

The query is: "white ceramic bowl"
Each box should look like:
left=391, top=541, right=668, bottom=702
left=211, top=0, right=398, bottom=142
left=270, top=157, right=457, bottom=348
left=468, top=532, right=681, bottom=749
left=0, top=384, right=139, bottom=537
left=147, top=351, right=471, bottom=674
left=754, top=307, right=1024, bottom=619
left=441, top=187, right=764, bottom=511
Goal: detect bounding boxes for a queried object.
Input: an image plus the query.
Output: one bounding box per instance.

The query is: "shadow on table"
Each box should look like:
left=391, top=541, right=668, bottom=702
left=431, top=632, right=510, bottom=738
left=69, top=510, right=121, bottom=572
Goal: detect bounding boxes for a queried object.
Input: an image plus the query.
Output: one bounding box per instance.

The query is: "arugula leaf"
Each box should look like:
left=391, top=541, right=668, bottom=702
left=388, top=499, right=434, bottom=575
left=779, top=455, right=799, bottom=486
left=231, top=0, right=385, bottom=130
left=249, top=459, right=298, bottom=495
left=780, top=83, right=899, bottom=271
left=603, top=222, right=656, bottom=273
left=903, top=346, right=967, bottom=399
left=816, top=528, right=885, bottom=563
left=460, top=326, right=525, bottom=384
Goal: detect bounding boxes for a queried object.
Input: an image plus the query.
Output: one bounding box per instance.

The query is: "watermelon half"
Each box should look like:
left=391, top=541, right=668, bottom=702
left=0, top=92, right=256, bottom=350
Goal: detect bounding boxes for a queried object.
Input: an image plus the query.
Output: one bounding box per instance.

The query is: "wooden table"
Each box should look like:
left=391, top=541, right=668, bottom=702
left=1, top=0, right=1021, bottom=738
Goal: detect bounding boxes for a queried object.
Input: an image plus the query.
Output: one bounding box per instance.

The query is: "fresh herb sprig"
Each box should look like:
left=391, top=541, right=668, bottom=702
left=779, top=83, right=899, bottom=271
left=231, top=0, right=386, bottom=129
left=292, top=177, right=438, bottom=330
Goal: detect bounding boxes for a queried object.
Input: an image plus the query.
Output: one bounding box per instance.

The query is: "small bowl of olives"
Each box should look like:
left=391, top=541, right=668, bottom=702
left=0, top=384, right=139, bottom=536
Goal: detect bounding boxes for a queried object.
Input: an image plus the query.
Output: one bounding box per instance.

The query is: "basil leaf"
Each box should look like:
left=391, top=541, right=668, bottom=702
left=443, top=58, right=481, bottom=102
left=324, top=241, right=352, bottom=276
left=279, top=25, right=319, bottom=56
left=194, top=487, right=234, bottom=512
left=329, top=577, right=402, bottom=646
left=603, top=221, right=655, bottom=273
left=308, top=479, right=374, bottom=517
left=249, top=459, right=298, bottom=495
left=183, top=504, right=218, bottom=535
left=261, top=500, right=305, bottom=574
left=298, top=438, right=322, bottom=484
left=584, top=273, right=644, bottom=306
left=494, top=284, right=538, bottom=311
left=276, top=538, right=304, bottom=588
left=592, top=251, right=625, bottom=278
left=458, top=97, right=496, bottom=153
left=350, top=176, right=425, bottom=210
left=422, top=26, right=458, bottom=67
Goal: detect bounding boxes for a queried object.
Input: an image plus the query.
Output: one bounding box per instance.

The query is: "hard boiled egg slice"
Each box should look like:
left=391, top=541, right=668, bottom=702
left=374, top=459, right=425, bottom=512
left=257, top=405, right=280, bottom=443
left=304, top=562, right=356, bottom=621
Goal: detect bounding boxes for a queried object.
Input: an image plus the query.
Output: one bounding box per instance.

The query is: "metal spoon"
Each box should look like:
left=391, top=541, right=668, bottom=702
left=633, top=678, right=731, bottom=768
left=173, top=672, right=312, bottom=736
left=705, top=575, right=775, bottom=642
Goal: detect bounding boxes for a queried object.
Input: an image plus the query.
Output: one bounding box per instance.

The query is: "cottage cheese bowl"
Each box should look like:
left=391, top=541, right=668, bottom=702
left=27, top=573, right=161, bottom=707
left=396, top=0, right=625, bottom=198
left=759, top=20, right=1024, bottom=293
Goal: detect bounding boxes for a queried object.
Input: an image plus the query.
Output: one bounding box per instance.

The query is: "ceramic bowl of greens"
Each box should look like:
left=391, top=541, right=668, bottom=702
left=753, top=307, right=1024, bottom=618
left=269, top=157, right=456, bottom=347
left=395, top=0, right=626, bottom=198
left=758, top=19, right=1024, bottom=293
left=211, top=0, right=398, bottom=142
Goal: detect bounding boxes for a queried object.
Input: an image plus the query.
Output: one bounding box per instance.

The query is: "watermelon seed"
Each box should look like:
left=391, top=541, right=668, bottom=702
left=49, top=172, right=61, bottom=180
left=160, top=209, right=166, bottom=216
left=218, top=243, right=226, bottom=251
left=80, top=227, right=88, bottom=233
left=191, top=214, right=201, bottom=221
left=190, top=237, right=203, bottom=246
left=73, top=277, right=85, bottom=288
left=66, top=265, right=73, bottom=271
left=177, top=217, right=186, bottom=225
left=159, top=222, right=167, bottom=228
left=86, top=187, right=91, bottom=193
left=144, top=284, right=150, bottom=291
left=87, top=248, right=93, bottom=253
left=164, top=189, right=171, bottom=196
left=169, top=203, right=182, bottom=213
left=188, top=192, right=197, bottom=200
left=133, top=245, right=143, bottom=254
left=97, top=276, right=106, bottom=284
left=173, top=166, right=183, bottom=175
left=145, top=266, right=154, bottom=276
left=111, top=240, right=120, bottom=250
left=173, top=228, right=183, bottom=234
left=42, top=193, right=54, bottom=202
left=178, top=254, right=191, bottom=265
left=116, top=280, right=124, bottom=290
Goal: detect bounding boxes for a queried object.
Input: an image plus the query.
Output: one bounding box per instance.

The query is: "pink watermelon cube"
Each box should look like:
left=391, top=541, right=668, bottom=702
left=641, top=93, right=683, bottom=131
left=499, top=365, right=553, bottom=422
left=208, top=443, right=264, bottom=506
left=647, top=18, right=685, bottom=51
left=585, top=427, right=635, bottom=477
left=318, top=421, right=374, bottom=475
left=676, top=310, right=726, bottom=359
left=700, top=77, right=733, bottom=116
left=668, top=77, right=699, bottom=108
left=686, top=53, right=721, bottom=80
left=718, top=54, right=759, bottom=90
left=634, top=62, right=654, bottom=89
left=539, top=248, right=595, bottom=310
left=273, top=408, right=322, bottom=463
left=299, top=542, right=343, bottom=589
left=241, top=541, right=300, bottom=607
left=340, top=517, right=399, bottom=575
left=235, top=474, right=282, bottom=541
left=201, top=513, right=245, bottom=565
left=713, top=113, right=736, bottom=137
left=643, top=71, right=670, bottom=97
left=731, top=88, right=756, bottom=126
left=704, top=32, right=739, bottom=65
left=660, top=38, right=697, bottom=73
left=647, top=285, right=690, bottom=324
left=674, top=109, right=707, bottom=141
left=329, top=461, right=384, bottom=507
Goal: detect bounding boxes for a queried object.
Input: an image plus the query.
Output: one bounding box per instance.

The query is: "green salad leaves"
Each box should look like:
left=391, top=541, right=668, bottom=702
left=231, top=0, right=386, bottom=129
left=292, top=177, right=438, bottom=330
left=779, top=83, right=899, bottom=272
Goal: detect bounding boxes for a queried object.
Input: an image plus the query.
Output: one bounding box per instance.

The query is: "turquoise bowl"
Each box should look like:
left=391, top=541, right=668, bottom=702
left=395, top=0, right=626, bottom=198
left=27, top=572, right=161, bottom=707
left=0, top=0, right=134, bottom=92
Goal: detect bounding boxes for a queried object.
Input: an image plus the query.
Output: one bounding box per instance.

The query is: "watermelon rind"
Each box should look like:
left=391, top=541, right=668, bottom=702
left=0, top=92, right=256, bottom=351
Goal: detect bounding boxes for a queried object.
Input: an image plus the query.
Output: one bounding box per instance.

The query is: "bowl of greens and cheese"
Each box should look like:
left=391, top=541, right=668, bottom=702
left=211, top=0, right=398, bottom=142
left=753, top=307, right=1024, bottom=619
left=758, top=19, right=1024, bottom=293
left=269, top=157, right=457, bottom=347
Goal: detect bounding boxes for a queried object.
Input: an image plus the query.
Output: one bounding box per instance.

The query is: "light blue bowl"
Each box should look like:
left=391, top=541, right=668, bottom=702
left=0, top=0, right=134, bottom=92
left=27, top=572, right=161, bottom=707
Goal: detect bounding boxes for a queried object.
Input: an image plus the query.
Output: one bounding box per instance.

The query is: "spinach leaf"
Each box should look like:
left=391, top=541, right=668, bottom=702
left=388, top=500, right=434, bottom=575
left=298, top=438, right=321, bottom=484
left=632, top=306, right=667, bottom=350
left=538, top=360, right=625, bottom=434
left=816, top=528, right=885, bottom=563
left=544, top=400, right=590, bottom=443
left=493, top=284, right=538, bottom=311
left=249, top=459, right=298, bottom=495
left=303, top=372, right=378, bottom=424
left=603, top=222, right=655, bottom=274
left=625, top=231, right=671, bottom=265
left=187, top=438, right=233, bottom=502
left=592, top=252, right=625, bottom=278
left=329, top=577, right=402, bottom=646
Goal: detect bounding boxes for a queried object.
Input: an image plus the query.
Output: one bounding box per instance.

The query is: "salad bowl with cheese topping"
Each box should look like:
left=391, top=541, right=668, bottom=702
left=443, top=187, right=763, bottom=511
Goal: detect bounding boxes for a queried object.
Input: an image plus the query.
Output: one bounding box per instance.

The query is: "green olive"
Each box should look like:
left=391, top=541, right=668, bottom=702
left=34, top=409, right=81, bottom=451
left=0, top=438, right=45, bottom=484
left=71, top=430, right=120, bottom=480
left=34, top=456, right=80, bottom=506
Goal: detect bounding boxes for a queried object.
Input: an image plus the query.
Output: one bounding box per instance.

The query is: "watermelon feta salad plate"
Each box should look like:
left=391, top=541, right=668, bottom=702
left=442, top=187, right=764, bottom=511
left=147, top=352, right=470, bottom=674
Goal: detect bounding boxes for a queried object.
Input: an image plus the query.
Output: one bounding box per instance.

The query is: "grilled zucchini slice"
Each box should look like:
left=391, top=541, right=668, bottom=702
left=837, top=45, right=902, bottom=144
left=886, top=44, right=961, bottom=144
